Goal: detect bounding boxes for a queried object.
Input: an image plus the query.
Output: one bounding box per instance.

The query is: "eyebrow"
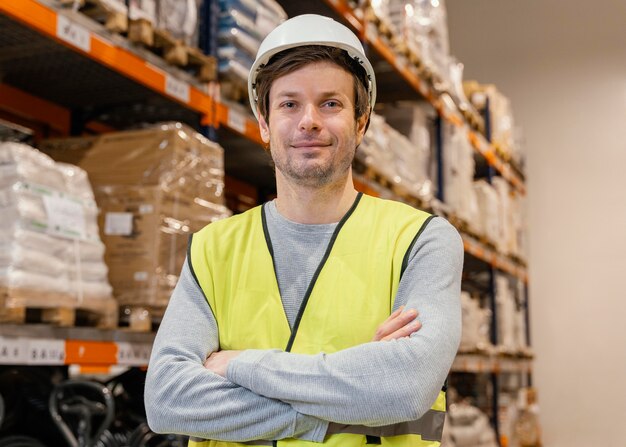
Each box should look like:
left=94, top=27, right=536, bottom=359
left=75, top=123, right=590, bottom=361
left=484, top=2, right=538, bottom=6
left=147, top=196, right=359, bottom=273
left=274, top=90, right=347, bottom=99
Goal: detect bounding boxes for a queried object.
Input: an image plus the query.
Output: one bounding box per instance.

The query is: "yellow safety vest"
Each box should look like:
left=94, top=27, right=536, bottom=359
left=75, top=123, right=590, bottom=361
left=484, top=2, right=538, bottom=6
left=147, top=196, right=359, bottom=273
left=188, top=193, right=445, bottom=447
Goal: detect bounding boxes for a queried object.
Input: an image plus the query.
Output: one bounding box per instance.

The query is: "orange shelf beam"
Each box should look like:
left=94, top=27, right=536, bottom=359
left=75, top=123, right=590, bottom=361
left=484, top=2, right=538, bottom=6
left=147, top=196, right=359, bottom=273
left=0, top=83, right=71, bottom=135
left=215, top=102, right=263, bottom=146
left=0, top=0, right=213, bottom=125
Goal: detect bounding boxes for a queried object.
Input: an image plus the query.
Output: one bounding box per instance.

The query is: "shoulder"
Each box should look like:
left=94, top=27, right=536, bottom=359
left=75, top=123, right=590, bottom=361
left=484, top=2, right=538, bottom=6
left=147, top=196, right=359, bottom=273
left=409, top=216, right=463, bottom=263
left=360, top=194, right=431, bottom=220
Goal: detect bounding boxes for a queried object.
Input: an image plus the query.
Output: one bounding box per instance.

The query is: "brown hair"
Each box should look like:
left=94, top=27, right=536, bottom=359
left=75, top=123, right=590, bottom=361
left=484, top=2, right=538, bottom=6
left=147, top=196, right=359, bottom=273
left=254, top=45, right=370, bottom=123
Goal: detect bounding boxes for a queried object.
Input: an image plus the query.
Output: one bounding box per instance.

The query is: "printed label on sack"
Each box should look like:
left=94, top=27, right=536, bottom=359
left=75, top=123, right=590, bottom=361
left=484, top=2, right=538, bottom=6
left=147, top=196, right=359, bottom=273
left=165, top=75, right=190, bottom=103
left=43, top=194, right=86, bottom=240
left=57, top=15, right=91, bottom=53
left=104, top=212, right=134, bottom=236
left=227, top=109, right=247, bottom=135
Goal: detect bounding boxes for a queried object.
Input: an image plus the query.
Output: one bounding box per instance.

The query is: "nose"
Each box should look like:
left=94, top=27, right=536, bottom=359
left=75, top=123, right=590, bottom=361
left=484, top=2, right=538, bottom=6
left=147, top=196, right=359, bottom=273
left=298, top=103, right=321, bottom=131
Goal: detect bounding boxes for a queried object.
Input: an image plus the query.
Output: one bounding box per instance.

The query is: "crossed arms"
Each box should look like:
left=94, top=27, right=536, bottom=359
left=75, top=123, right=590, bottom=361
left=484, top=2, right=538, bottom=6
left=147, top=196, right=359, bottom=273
left=144, top=218, right=462, bottom=442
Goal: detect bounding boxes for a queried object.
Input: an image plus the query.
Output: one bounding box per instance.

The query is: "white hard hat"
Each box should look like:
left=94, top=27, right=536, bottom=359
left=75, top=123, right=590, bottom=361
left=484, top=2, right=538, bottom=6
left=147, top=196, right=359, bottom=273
left=248, top=14, right=377, bottom=120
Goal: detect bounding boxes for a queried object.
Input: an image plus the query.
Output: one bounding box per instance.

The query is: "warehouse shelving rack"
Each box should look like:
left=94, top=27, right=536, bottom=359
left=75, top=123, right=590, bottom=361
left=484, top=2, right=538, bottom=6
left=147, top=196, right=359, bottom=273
left=272, top=2, right=533, bottom=444
left=0, top=3, right=532, bottom=443
left=0, top=0, right=528, bottom=366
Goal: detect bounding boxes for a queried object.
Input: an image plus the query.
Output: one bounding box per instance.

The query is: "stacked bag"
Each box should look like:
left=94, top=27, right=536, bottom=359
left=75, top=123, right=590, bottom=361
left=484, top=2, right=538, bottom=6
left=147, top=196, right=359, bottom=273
left=359, top=108, right=434, bottom=202
left=459, top=292, right=493, bottom=354
left=442, top=401, right=499, bottom=447
left=0, top=143, right=113, bottom=302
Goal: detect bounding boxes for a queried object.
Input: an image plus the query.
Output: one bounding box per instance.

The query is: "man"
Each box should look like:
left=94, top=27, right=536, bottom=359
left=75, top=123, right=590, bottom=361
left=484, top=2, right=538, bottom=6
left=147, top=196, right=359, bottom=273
left=145, top=14, right=462, bottom=447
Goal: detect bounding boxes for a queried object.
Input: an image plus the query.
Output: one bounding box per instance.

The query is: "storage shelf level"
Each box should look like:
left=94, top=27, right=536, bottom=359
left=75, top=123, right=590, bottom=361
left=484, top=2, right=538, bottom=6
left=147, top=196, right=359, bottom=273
left=0, top=325, right=154, bottom=367
left=321, top=0, right=525, bottom=194
left=0, top=0, right=214, bottom=129
left=452, top=353, right=533, bottom=374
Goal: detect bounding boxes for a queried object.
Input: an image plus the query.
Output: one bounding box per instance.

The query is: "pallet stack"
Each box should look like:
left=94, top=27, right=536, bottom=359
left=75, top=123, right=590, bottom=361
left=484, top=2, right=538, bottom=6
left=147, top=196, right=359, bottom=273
left=57, top=0, right=217, bottom=82
left=0, top=142, right=118, bottom=329
left=41, top=123, right=231, bottom=332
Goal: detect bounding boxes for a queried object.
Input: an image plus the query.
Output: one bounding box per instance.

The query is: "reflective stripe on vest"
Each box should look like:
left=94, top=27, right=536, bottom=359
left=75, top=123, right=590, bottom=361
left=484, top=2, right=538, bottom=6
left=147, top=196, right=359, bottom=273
left=188, top=193, right=445, bottom=447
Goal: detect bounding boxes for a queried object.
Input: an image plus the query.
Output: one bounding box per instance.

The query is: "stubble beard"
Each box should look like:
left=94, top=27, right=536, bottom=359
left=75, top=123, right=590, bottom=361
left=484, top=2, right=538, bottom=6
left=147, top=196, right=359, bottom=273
left=270, top=139, right=356, bottom=188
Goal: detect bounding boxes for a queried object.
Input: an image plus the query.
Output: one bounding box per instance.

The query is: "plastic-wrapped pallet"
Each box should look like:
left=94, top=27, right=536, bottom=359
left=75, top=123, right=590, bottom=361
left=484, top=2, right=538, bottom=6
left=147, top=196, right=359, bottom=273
left=473, top=180, right=500, bottom=243
left=496, top=274, right=522, bottom=354
left=41, top=123, right=231, bottom=309
left=464, top=82, right=522, bottom=166
left=459, top=292, right=493, bottom=354
left=378, top=102, right=434, bottom=200
left=442, top=123, right=478, bottom=225
left=370, top=0, right=452, bottom=85
left=0, top=143, right=113, bottom=305
left=79, top=0, right=128, bottom=33
left=492, top=177, right=515, bottom=254
left=157, top=0, right=201, bottom=46
left=447, top=401, right=499, bottom=447
left=358, top=112, right=433, bottom=201
left=440, top=414, right=456, bottom=447
left=218, top=0, right=287, bottom=90
left=516, top=194, right=528, bottom=260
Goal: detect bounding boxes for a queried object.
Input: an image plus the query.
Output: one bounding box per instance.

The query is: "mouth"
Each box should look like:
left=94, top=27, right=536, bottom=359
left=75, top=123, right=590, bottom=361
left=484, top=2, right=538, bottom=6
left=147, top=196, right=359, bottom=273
left=290, top=142, right=331, bottom=148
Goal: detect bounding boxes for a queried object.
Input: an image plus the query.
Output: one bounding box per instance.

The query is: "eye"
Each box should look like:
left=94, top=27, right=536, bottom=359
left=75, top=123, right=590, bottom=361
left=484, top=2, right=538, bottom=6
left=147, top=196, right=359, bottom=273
left=324, top=100, right=340, bottom=108
left=281, top=101, right=296, bottom=109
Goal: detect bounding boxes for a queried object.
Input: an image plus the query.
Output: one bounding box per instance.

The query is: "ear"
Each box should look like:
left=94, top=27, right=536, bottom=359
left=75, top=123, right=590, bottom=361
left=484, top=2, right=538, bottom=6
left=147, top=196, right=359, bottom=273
left=258, top=110, right=270, bottom=144
left=355, top=112, right=370, bottom=145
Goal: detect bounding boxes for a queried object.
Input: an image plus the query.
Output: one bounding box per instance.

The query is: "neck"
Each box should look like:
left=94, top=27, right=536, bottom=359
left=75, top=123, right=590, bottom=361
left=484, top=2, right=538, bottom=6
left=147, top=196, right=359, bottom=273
left=274, top=171, right=359, bottom=224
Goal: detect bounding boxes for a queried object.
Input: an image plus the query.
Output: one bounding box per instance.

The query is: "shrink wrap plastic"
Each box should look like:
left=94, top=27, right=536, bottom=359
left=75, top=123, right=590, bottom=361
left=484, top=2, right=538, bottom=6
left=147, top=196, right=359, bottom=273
left=370, top=0, right=451, bottom=85
left=464, top=82, right=523, bottom=166
left=0, top=143, right=113, bottom=300
left=459, top=292, right=493, bottom=354
left=218, top=0, right=287, bottom=88
left=117, top=0, right=202, bottom=47
left=473, top=178, right=525, bottom=258
left=157, top=0, right=200, bottom=46
left=473, top=180, right=500, bottom=241
left=446, top=402, right=498, bottom=447
left=359, top=111, right=434, bottom=201
left=442, top=123, right=477, bottom=224
left=42, top=123, right=231, bottom=307
left=496, top=275, right=528, bottom=354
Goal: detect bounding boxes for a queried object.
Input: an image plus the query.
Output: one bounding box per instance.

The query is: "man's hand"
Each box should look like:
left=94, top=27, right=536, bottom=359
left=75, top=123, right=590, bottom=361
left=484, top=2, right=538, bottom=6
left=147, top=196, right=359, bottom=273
left=372, top=306, right=421, bottom=342
left=204, top=307, right=419, bottom=375
left=204, top=350, right=242, bottom=377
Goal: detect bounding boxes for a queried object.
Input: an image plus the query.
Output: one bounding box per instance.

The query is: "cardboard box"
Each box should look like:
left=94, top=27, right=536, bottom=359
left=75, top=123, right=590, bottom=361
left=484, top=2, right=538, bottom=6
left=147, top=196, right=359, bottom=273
left=42, top=123, right=231, bottom=306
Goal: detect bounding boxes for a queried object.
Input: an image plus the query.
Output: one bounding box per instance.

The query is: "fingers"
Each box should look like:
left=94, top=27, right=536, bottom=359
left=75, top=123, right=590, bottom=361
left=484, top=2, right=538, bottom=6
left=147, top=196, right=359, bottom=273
left=372, top=307, right=421, bottom=342
left=380, top=318, right=422, bottom=341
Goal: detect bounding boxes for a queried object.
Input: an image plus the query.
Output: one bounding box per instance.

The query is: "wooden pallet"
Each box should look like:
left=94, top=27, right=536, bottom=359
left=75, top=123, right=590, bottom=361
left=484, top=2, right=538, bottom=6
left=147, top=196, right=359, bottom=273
left=0, top=287, right=118, bottom=329
left=460, top=107, right=485, bottom=134
left=79, top=0, right=128, bottom=33
left=220, top=80, right=249, bottom=104
left=361, top=165, right=427, bottom=209
left=128, top=24, right=218, bottom=83
left=58, top=1, right=217, bottom=82
left=118, top=304, right=166, bottom=333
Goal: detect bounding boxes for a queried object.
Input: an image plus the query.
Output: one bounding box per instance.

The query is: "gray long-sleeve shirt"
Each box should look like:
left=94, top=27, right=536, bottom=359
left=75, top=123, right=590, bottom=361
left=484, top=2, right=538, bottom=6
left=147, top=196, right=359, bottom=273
left=145, top=199, right=463, bottom=442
